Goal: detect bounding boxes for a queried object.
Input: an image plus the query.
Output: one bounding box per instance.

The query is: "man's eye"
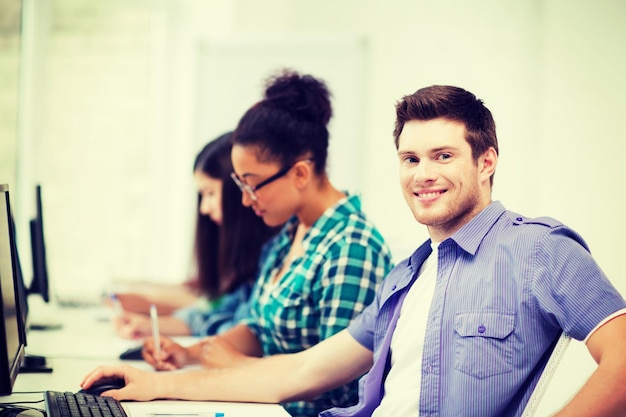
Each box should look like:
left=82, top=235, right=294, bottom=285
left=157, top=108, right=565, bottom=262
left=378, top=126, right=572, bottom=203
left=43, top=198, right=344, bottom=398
left=437, top=153, right=452, bottom=161
left=402, top=155, right=419, bottom=164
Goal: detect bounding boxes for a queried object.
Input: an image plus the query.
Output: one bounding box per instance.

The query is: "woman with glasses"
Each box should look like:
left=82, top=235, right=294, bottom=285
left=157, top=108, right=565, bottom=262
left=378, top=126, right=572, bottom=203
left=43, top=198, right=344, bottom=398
left=112, top=132, right=279, bottom=339
left=142, top=70, right=394, bottom=417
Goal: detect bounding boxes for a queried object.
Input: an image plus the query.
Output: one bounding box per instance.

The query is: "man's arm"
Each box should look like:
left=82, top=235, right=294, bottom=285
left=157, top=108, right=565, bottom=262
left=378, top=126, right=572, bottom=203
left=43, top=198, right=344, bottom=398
left=82, top=329, right=374, bottom=403
left=555, top=313, right=626, bottom=416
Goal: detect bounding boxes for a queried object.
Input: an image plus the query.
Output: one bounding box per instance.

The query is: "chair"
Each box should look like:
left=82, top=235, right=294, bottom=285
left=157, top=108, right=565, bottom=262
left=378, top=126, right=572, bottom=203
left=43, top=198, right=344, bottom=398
left=521, top=332, right=572, bottom=417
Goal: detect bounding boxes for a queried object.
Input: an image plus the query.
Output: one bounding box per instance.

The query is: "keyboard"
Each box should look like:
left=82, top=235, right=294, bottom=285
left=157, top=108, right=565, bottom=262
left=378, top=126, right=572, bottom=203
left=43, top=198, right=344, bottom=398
left=44, top=391, right=127, bottom=417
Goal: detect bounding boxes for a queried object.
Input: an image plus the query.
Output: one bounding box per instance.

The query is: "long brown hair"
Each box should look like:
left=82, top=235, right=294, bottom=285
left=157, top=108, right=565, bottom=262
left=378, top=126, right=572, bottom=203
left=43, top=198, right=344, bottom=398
left=192, top=132, right=278, bottom=299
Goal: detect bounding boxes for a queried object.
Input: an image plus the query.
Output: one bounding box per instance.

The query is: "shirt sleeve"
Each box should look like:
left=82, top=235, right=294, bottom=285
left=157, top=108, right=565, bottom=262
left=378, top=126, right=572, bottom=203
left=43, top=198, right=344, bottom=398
left=346, top=292, right=380, bottom=351
left=172, top=284, right=252, bottom=337
left=533, top=226, right=626, bottom=341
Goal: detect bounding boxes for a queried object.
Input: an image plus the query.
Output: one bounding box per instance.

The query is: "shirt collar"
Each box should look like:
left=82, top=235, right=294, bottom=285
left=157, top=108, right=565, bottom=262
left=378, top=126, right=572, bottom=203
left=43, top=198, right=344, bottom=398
left=407, top=201, right=506, bottom=271
left=279, top=192, right=360, bottom=246
left=446, top=200, right=506, bottom=255
left=408, top=240, right=433, bottom=275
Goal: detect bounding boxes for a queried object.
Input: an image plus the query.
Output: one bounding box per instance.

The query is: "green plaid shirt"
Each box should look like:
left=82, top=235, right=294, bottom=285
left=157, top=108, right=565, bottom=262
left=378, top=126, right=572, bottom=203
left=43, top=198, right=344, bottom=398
left=243, top=194, right=394, bottom=417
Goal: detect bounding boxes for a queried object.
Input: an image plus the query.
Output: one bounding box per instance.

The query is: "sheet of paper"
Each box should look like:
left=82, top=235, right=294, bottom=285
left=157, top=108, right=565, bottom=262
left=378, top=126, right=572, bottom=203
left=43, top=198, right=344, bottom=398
left=124, top=400, right=291, bottom=417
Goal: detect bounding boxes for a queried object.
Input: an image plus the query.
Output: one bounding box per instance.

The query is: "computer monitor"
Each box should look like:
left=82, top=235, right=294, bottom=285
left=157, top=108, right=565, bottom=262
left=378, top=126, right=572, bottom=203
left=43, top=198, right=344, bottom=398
left=28, top=184, right=50, bottom=303
left=11, top=212, right=28, bottom=345
left=22, top=184, right=61, bottom=332
left=0, top=184, right=27, bottom=395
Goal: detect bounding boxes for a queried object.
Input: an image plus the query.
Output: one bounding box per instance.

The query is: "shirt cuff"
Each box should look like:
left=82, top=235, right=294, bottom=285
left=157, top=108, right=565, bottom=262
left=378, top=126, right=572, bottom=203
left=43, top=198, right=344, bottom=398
left=583, top=308, right=626, bottom=344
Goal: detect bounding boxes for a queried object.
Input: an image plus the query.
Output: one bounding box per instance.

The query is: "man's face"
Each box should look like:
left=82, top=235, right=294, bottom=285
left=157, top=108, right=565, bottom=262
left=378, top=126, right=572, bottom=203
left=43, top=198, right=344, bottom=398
left=397, top=118, right=494, bottom=242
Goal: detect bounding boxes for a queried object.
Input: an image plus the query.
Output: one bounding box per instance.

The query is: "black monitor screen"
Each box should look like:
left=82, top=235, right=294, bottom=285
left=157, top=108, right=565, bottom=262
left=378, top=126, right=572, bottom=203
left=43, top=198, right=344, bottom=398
left=11, top=209, right=27, bottom=344
left=0, top=184, right=26, bottom=395
left=29, top=184, right=49, bottom=303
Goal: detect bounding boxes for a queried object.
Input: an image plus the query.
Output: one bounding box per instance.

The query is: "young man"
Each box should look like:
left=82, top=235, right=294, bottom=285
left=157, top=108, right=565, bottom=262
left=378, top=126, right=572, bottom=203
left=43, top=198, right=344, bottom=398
left=82, top=85, right=626, bottom=416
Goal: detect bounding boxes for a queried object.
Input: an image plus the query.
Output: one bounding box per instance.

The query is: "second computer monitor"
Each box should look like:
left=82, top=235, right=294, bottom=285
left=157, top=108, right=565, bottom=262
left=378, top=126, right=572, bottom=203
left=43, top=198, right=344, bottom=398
left=28, top=184, right=50, bottom=303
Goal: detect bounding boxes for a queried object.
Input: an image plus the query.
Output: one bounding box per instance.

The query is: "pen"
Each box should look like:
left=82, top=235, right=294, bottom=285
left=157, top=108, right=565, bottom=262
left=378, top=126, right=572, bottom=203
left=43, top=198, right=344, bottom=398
left=150, top=304, right=161, bottom=357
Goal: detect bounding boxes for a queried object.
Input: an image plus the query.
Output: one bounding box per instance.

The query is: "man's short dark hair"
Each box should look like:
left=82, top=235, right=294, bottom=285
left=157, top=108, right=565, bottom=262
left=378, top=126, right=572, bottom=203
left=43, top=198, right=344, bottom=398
left=393, top=85, right=499, bottom=162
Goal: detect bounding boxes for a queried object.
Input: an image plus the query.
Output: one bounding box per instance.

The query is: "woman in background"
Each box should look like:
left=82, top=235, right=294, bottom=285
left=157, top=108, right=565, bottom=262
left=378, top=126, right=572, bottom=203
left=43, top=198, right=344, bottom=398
left=114, top=132, right=279, bottom=338
left=143, top=70, right=394, bottom=417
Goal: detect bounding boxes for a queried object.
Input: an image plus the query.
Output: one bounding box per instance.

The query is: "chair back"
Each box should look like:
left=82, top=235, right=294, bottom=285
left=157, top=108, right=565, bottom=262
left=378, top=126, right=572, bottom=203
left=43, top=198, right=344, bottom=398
left=521, top=332, right=572, bottom=417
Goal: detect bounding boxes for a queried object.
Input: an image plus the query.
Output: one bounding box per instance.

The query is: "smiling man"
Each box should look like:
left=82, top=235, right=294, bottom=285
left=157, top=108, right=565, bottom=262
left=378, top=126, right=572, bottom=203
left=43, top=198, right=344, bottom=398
left=82, top=85, right=626, bottom=417
left=396, top=116, right=494, bottom=242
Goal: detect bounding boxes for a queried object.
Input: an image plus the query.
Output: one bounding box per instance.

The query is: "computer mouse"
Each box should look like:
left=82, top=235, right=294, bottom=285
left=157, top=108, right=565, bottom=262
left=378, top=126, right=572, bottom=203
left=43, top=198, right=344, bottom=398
left=119, top=345, right=144, bottom=360
left=77, top=377, right=126, bottom=396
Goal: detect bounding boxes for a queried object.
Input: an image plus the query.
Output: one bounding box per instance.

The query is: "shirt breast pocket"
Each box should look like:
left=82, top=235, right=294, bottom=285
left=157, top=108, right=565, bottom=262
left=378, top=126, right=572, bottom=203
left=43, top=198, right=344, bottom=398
left=453, top=311, right=515, bottom=379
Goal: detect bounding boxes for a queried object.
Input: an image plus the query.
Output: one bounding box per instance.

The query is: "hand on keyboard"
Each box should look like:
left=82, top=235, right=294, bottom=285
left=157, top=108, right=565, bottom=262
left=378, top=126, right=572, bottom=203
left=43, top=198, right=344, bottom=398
left=81, top=364, right=164, bottom=402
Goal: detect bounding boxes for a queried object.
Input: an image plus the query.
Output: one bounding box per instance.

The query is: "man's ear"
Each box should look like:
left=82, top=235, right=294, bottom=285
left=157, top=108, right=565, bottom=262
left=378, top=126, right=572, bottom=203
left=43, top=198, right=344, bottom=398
left=479, top=147, right=498, bottom=181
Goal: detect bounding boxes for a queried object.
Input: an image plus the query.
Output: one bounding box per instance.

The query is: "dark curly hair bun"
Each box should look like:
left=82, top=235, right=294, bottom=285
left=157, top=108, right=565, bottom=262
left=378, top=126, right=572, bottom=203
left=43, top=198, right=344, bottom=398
left=263, top=69, right=332, bottom=126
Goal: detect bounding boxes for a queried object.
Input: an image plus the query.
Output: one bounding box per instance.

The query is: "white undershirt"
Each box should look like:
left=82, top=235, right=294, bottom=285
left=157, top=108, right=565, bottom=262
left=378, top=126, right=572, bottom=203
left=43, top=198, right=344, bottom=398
left=372, top=243, right=439, bottom=417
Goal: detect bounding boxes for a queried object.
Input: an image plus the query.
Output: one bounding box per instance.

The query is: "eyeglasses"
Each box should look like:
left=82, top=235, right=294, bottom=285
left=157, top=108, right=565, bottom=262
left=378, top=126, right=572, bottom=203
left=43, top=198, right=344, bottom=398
left=230, top=161, right=299, bottom=202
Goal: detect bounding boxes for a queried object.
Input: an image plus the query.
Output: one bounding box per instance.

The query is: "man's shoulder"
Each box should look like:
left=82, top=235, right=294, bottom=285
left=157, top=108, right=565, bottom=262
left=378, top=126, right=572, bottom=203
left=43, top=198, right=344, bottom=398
left=476, top=202, right=565, bottom=231
left=492, top=210, right=589, bottom=251
left=504, top=211, right=564, bottom=229
left=491, top=211, right=567, bottom=242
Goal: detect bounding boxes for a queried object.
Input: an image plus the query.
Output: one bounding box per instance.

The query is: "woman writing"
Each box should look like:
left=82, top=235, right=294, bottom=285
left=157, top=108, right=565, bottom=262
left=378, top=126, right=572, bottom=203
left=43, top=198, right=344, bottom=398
left=114, top=132, right=279, bottom=338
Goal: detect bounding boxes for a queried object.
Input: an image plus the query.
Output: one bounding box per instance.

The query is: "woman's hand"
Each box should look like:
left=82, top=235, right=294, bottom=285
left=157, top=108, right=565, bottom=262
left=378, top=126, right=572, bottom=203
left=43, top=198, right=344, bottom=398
left=113, top=312, right=151, bottom=339
left=142, top=335, right=190, bottom=370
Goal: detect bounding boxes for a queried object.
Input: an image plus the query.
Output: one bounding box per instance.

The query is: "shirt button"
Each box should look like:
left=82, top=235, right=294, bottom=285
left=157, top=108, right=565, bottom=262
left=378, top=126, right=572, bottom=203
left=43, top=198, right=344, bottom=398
left=478, top=325, right=486, bottom=334
left=391, top=285, right=397, bottom=290
left=516, top=217, right=523, bottom=221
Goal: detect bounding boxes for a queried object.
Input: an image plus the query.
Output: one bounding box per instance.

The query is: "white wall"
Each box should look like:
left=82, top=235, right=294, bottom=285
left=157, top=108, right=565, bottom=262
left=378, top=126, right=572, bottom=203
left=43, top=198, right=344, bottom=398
left=13, top=0, right=626, bottom=414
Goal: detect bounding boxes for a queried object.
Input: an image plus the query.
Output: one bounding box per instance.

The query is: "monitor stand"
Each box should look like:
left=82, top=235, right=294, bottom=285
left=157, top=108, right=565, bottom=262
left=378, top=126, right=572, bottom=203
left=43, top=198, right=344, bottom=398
left=28, top=321, right=62, bottom=331
left=20, top=354, right=53, bottom=373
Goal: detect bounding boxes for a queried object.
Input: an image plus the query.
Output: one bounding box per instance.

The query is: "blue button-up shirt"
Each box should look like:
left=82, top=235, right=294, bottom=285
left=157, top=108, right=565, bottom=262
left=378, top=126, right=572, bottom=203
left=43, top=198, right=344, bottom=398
left=322, top=201, right=626, bottom=417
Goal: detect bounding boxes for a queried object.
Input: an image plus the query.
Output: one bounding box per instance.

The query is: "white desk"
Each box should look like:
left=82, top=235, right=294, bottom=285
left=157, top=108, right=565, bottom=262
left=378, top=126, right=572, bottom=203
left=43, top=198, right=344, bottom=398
left=1, top=302, right=290, bottom=417
left=25, top=299, right=152, bottom=360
